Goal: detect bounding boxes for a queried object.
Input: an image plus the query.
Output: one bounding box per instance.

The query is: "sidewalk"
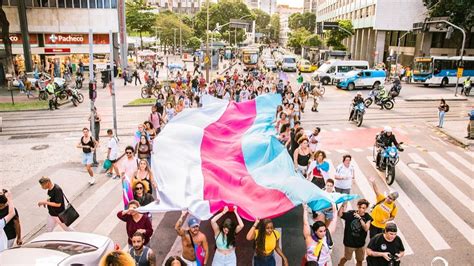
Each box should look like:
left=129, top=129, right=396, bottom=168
left=405, top=93, right=469, bottom=102
left=430, top=119, right=474, bottom=147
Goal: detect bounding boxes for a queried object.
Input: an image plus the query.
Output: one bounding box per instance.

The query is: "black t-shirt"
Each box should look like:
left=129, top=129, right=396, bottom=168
left=341, top=210, right=372, bottom=248
left=0, top=207, right=18, bottom=239
left=47, top=185, right=65, bottom=216
left=367, top=233, right=405, bottom=266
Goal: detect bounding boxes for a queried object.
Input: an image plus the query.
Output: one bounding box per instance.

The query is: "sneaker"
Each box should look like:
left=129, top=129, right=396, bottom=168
left=106, top=172, right=113, bottom=177
left=89, top=177, right=95, bottom=185
left=113, top=175, right=120, bottom=180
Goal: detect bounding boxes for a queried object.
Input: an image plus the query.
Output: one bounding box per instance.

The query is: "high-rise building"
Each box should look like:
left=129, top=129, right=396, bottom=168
left=277, top=4, right=304, bottom=47
left=157, top=0, right=202, bottom=14
left=0, top=0, right=119, bottom=73
left=303, top=0, right=317, bottom=14
left=244, top=0, right=277, bottom=15
left=316, top=0, right=429, bottom=65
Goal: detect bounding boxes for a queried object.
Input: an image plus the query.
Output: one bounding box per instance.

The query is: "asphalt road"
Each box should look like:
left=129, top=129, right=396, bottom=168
left=1, top=55, right=473, bottom=265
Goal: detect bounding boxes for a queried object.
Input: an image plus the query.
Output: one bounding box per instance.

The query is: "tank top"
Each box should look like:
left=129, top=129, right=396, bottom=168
left=137, top=144, right=151, bottom=159
left=306, top=236, right=331, bottom=263
left=81, top=136, right=94, bottom=153
left=129, top=246, right=150, bottom=266
left=215, top=232, right=233, bottom=250
left=297, top=152, right=311, bottom=166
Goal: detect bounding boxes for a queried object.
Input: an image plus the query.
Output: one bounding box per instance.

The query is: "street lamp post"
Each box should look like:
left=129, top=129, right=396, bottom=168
left=173, top=29, right=177, bottom=55
left=180, top=26, right=182, bottom=57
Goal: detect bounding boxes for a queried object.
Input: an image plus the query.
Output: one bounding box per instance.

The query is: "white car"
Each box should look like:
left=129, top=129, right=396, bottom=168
left=25, top=72, right=66, bottom=87
left=0, top=232, right=115, bottom=265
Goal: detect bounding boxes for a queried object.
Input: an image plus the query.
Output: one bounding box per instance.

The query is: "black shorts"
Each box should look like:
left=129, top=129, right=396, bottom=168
left=109, top=159, right=117, bottom=164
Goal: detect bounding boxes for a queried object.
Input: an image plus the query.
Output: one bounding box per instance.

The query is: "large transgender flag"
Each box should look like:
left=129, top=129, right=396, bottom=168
left=139, top=94, right=356, bottom=220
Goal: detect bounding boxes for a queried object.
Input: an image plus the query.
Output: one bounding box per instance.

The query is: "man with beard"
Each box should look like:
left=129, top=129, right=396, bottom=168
left=129, top=232, right=156, bottom=266
left=175, top=211, right=209, bottom=266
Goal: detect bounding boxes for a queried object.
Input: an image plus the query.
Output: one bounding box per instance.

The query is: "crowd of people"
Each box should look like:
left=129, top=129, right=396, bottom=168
left=0, top=56, right=406, bottom=266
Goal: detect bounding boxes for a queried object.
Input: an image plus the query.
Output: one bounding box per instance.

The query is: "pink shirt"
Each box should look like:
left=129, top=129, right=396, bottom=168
left=120, top=157, right=138, bottom=178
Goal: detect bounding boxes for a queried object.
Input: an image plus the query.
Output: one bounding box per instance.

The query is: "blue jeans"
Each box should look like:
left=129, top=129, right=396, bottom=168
left=438, top=111, right=445, bottom=127
left=254, top=253, right=276, bottom=266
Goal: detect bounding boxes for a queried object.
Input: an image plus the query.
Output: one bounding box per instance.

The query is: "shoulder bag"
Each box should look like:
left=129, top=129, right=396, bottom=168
left=58, top=193, right=80, bottom=226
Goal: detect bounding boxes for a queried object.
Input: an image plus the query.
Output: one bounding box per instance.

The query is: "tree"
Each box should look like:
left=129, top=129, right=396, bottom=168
left=303, top=34, right=322, bottom=47
left=252, top=9, right=271, bottom=34
left=287, top=28, right=311, bottom=54
left=187, top=36, right=202, bottom=50
left=289, top=12, right=316, bottom=32
left=325, top=20, right=353, bottom=50
left=0, top=1, right=13, bottom=77
left=269, top=14, right=280, bottom=43
left=156, top=13, right=194, bottom=53
left=126, top=0, right=156, bottom=48
left=423, top=0, right=473, bottom=48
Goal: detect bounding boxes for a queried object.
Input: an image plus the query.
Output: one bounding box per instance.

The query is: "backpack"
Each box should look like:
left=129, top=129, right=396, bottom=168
left=445, top=104, right=449, bottom=112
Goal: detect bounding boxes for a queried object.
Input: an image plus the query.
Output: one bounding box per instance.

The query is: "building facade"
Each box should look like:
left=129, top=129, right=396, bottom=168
left=1, top=0, right=119, bottom=73
left=155, top=0, right=202, bottom=14
left=303, top=0, right=317, bottom=14
left=244, top=0, right=277, bottom=15
left=277, top=4, right=304, bottom=47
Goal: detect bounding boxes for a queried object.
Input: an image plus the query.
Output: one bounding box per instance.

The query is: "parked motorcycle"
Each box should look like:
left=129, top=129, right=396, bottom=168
left=364, top=87, right=394, bottom=110
left=66, top=86, right=84, bottom=106
left=350, top=102, right=366, bottom=127
left=75, top=74, right=84, bottom=89
left=373, top=142, right=404, bottom=185
left=462, top=84, right=471, bottom=96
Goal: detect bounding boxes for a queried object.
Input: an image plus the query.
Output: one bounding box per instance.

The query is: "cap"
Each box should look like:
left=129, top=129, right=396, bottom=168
left=388, top=191, right=399, bottom=200
left=188, top=217, right=200, bottom=228
left=356, top=91, right=362, bottom=96
left=385, top=222, right=398, bottom=232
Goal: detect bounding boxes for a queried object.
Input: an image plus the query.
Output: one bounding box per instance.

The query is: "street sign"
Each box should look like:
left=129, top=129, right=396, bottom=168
left=457, top=68, right=464, bottom=78
left=204, top=56, right=210, bottom=64
left=323, top=22, right=339, bottom=29
left=230, top=19, right=251, bottom=31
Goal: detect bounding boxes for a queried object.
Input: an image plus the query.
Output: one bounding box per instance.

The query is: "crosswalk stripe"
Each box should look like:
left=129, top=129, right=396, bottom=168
left=351, top=160, right=414, bottom=255
left=352, top=148, right=364, bottom=152
left=428, top=152, right=474, bottom=189
left=408, top=153, right=474, bottom=212
left=447, top=152, right=473, bottom=172
left=365, top=157, right=450, bottom=251
left=93, top=202, right=123, bottom=236
left=466, top=151, right=474, bottom=158
left=397, top=159, right=474, bottom=245
left=394, top=127, right=408, bottom=135
left=345, top=127, right=355, bottom=131
left=335, top=149, right=349, bottom=154
left=331, top=128, right=341, bottom=132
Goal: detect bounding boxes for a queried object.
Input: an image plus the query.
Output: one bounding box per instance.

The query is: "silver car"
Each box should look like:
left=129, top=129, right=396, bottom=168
left=263, top=59, right=277, bottom=71
left=0, top=232, right=115, bottom=265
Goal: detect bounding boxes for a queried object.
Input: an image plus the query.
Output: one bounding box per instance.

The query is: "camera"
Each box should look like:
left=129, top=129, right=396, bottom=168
left=388, top=254, right=399, bottom=266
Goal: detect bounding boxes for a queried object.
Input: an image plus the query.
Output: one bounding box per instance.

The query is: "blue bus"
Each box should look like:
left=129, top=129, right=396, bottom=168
left=412, top=56, right=474, bottom=87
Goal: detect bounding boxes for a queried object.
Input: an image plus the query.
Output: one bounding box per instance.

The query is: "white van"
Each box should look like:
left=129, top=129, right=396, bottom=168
left=281, top=55, right=297, bottom=72
left=312, top=60, right=369, bottom=85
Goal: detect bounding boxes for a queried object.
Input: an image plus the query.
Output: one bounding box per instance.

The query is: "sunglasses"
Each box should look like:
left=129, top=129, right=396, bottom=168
left=136, top=187, right=143, bottom=190
left=126, top=152, right=133, bottom=154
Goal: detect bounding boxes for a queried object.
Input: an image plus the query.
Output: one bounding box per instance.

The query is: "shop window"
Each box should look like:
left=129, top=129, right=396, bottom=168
left=111, top=0, right=116, bottom=8
left=73, top=0, right=80, bottom=7
left=2, top=0, right=8, bottom=6
left=26, top=0, right=34, bottom=7
left=81, top=0, right=87, bottom=8
left=58, top=0, right=65, bottom=7
left=66, top=0, right=73, bottom=7
left=97, top=0, right=103, bottom=8
left=89, top=0, right=96, bottom=8
left=104, top=0, right=110, bottom=8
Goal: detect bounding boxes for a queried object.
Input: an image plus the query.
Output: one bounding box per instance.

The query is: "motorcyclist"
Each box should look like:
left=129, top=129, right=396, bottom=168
left=46, top=81, right=59, bottom=110
left=462, top=77, right=471, bottom=94
left=349, top=92, right=365, bottom=120
left=390, top=77, right=402, bottom=97
left=375, top=126, right=403, bottom=169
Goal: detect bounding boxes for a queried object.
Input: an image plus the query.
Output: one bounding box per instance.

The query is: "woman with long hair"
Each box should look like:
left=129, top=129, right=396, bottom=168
left=132, top=159, right=157, bottom=194
left=307, top=150, right=330, bottom=189
left=164, top=256, right=187, bottom=266
left=135, top=135, right=152, bottom=167
left=293, top=136, right=312, bottom=178
left=210, top=206, right=244, bottom=265
left=246, top=218, right=288, bottom=266
left=302, top=202, right=337, bottom=265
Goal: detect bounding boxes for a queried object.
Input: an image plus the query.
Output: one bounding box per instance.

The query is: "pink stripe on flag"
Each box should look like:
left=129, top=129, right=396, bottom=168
left=201, top=100, right=294, bottom=221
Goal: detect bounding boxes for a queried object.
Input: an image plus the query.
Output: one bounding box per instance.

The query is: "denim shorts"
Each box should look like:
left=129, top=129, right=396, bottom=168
left=254, top=253, right=276, bottom=266
left=82, top=152, right=93, bottom=165
left=212, top=250, right=237, bottom=266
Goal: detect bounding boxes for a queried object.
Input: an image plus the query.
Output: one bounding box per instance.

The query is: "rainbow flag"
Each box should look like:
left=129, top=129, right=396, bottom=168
left=138, top=94, right=357, bottom=220
left=122, top=175, right=134, bottom=209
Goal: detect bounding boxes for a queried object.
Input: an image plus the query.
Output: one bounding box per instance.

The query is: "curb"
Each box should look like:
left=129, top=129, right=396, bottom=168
left=123, top=103, right=154, bottom=108
left=0, top=98, right=73, bottom=113
left=429, top=124, right=472, bottom=148
left=405, top=98, right=468, bottom=102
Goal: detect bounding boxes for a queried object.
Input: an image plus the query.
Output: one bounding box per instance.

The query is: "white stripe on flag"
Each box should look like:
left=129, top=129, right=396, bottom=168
left=408, top=153, right=473, bottom=212
left=365, top=157, right=450, bottom=251
left=351, top=160, right=414, bottom=255
left=428, top=152, right=474, bottom=189
left=398, top=159, right=474, bottom=245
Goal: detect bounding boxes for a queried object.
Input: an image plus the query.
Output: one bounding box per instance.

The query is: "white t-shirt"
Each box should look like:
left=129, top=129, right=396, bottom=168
left=335, top=163, right=354, bottom=189
left=308, top=133, right=321, bottom=153
left=0, top=218, right=7, bottom=252
left=108, top=137, right=119, bottom=160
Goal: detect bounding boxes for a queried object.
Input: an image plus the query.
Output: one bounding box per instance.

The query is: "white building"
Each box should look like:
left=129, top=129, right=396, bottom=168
left=303, top=0, right=317, bottom=14
left=316, top=0, right=426, bottom=65
left=244, top=0, right=277, bottom=15
left=277, top=5, right=304, bottom=47
left=156, top=0, right=202, bottom=14
left=1, top=0, right=119, bottom=72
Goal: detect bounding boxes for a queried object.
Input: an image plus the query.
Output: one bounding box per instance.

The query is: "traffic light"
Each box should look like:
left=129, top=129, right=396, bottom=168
left=89, top=82, right=96, bottom=101
left=317, top=22, right=323, bottom=34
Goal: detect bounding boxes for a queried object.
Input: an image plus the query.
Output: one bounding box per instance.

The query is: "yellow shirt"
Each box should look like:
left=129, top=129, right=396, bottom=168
left=371, top=193, right=398, bottom=229
left=255, top=229, right=280, bottom=255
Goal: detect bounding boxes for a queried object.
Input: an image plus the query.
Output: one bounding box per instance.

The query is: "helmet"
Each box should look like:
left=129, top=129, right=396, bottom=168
left=356, top=91, right=362, bottom=96
left=384, top=126, right=392, bottom=133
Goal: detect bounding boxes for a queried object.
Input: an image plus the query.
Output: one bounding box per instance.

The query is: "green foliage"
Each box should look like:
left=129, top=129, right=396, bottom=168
left=289, top=12, right=316, bottom=32
left=269, top=14, right=280, bottom=43
left=126, top=0, right=156, bottom=34
left=288, top=28, right=311, bottom=53
left=155, top=13, right=194, bottom=48
left=187, top=37, right=202, bottom=50
left=303, top=34, right=322, bottom=47
left=252, top=8, right=271, bottom=33
left=423, top=0, right=473, bottom=32
left=325, top=19, right=353, bottom=50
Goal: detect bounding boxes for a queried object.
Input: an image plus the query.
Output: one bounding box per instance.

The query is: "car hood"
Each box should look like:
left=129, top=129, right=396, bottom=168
left=0, top=247, right=68, bottom=265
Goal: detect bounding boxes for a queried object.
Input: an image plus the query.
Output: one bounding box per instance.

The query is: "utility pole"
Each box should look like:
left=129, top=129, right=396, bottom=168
left=173, top=29, right=177, bottom=55
left=205, top=0, right=210, bottom=82
left=179, top=26, right=182, bottom=57
left=118, top=0, right=128, bottom=69
left=88, top=29, right=96, bottom=161
left=17, top=0, right=32, bottom=72
left=109, top=31, right=118, bottom=136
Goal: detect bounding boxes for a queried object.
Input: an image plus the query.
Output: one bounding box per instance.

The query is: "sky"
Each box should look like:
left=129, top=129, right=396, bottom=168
left=277, top=0, right=304, bottom=8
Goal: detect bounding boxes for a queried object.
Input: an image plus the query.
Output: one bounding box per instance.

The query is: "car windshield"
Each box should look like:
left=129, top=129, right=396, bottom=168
left=283, top=58, right=296, bottom=63
left=301, top=60, right=310, bottom=65
left=23, top=241, right=97, bottom=256
left=345, top=70, right=360, bottom=77
left=414, top=61, right=432, bottom=75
